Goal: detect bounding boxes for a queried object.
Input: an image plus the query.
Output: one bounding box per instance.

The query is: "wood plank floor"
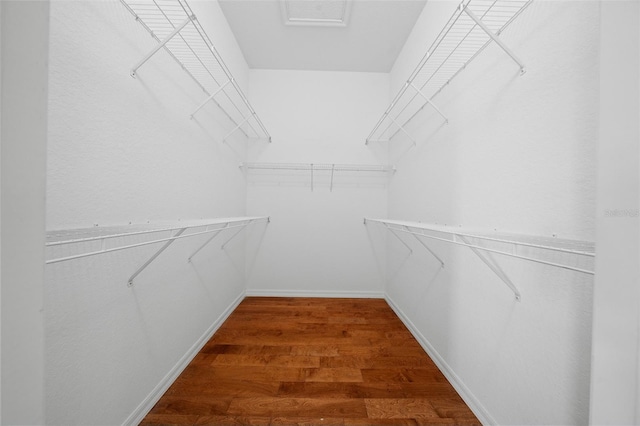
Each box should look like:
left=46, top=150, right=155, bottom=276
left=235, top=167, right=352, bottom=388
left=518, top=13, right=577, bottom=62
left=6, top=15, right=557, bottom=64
left=140, top=297, right=480, bottom=426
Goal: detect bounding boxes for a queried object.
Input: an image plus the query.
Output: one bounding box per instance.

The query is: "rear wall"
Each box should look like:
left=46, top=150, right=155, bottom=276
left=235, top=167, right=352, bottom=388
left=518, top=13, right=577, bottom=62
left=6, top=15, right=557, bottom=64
left=246, top=69, right=389, bottom=297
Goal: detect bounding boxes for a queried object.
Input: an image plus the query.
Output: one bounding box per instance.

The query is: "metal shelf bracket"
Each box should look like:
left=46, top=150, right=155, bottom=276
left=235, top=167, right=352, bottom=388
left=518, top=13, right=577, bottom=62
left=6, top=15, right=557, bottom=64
left=406, top=226, right=445, bottom=267
left=190, top=79, right=232, bottom=119
left=409, top=83, right=449, bottom=124
left=456, top=234, right=521, bottom=301
left=128, top=227, right=187, bottom=286
left=462, top=6, right=526, bottom=74
left=384, top=223, right=413, bottom=254
left=221, top=221, right=252, bottom=250
left=187, top=223, right=229, bottom=262
left=222, top=113, right=254, bottom=142
left=389, top=116, right=417, bottom=146
left=130, top=14, right=195, bottom=78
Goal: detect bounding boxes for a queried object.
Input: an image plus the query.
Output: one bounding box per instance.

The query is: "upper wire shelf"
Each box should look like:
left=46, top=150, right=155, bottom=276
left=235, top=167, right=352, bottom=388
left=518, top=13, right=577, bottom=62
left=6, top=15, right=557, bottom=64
left=120, top=0, right=271, bottom=143
left=365, top=218, right=595, bottom=301
left=366, top=0, right=532, bottom=145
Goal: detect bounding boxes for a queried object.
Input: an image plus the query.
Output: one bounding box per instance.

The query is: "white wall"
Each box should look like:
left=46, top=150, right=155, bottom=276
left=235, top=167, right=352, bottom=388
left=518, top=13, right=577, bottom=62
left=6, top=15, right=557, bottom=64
left=46, top=0, right=249, bottom=229
left=0, top=1, right=49, bottom=424
left=383, top=1, right=598, bottom=424
left=37, top=1, right=634, bottom=425
left=45, top=1, right=257, bottom=424
left=590, top=1, right=640, bottom=424
left=245, top=69, right=389, bottom=297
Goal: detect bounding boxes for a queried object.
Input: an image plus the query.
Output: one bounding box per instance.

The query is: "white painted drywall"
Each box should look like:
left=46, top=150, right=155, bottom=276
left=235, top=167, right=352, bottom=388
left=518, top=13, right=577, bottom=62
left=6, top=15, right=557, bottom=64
left=590, top=1, right=640, bottom=424
left=0, top=1, right=49, bottom=424
left=383, top=1, right=598, bottom=424
left=245, top=69, right=389, bottom=297
left=45, top=1, right=258, bottom=424
left=46, top=0, right=249, bottom=229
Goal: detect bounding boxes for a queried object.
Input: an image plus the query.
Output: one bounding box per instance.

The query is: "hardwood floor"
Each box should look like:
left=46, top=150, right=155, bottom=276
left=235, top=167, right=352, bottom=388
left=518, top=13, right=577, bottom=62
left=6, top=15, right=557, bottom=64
left=140, top=297, right=480, bottom=426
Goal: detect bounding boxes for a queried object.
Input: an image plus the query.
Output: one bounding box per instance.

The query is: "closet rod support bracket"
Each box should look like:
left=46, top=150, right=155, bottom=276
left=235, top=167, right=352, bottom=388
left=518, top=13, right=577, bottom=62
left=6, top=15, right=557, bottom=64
left=409, top=83, right=449, bottom=124
left=130, top=14, right=195, bottom=78
left=456, top=234, right=521, bottom=301
left=221, top=222, right=250, bottom=250
left=406, top=226, right=445, bottom=267
left=187, top=223, right=229, bottom=262
left=463, top=7, right=526, bottom=74
left=222, top=113, right=254, bottom=142
left=128, top=227, right=188, bottom=286
left=384, top=223, right=413, bottom=254
left=190, top=79, right=232, bottom=119
left=389, top=116, right=417, bottom=146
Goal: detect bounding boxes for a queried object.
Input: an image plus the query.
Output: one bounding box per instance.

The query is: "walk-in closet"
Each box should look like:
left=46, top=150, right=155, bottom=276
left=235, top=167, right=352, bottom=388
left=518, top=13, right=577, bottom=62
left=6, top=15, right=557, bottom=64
left=1, top=0, right=638, bottom=424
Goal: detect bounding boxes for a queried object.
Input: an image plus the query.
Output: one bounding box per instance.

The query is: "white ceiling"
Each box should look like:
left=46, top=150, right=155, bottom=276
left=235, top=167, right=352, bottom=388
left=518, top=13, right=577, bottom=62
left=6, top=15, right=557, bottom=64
left=218, top=0, right=428, bottom=73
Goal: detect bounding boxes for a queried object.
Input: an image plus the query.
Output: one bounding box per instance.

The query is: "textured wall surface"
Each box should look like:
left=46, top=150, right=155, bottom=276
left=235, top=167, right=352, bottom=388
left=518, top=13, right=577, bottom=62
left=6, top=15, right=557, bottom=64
left=383, top=1, right=598, bottom=424
left=245, top=69, right=389, bottom=297
left=46, top=1, right=249, bottom=230
left=45, top=1, right=256, bottom=424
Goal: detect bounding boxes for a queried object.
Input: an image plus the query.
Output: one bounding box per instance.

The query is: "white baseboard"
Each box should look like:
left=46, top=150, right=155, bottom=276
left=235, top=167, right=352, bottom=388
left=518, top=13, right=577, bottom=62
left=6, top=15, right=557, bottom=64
left=384, top=294, right=496, bottom=426
left=245, top=288, right=385, bottom=299
left=122, top=290, right=246, bottom=426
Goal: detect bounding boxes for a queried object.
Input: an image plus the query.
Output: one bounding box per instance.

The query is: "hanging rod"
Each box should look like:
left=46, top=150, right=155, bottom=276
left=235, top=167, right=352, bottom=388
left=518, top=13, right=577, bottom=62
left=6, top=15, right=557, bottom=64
left=365, top=218, right=595, bottom=300
left=120, top=0, right=271, bottom=143
left=366, top=0, right=532, bottom=145
left=45, top=217, right=269, bottom=266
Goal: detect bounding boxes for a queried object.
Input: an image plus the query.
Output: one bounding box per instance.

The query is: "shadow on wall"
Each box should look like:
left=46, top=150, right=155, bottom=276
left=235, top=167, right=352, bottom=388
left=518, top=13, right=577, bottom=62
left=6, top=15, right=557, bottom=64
left=244, top=219, right=271, bottom=281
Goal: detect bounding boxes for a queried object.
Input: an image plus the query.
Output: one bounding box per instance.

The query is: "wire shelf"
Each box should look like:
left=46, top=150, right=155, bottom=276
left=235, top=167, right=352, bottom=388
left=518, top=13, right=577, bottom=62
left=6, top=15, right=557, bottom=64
left=46, top=216, right=269, bottom=265
left=241, top=162, right=395, bottom=192
left=365, top=218, right=595, bottom=301
left=366, top=0, right=532, bottom=144
left=120, top=0, right=271, bottom=142
left=241, top=162, right=395, bottom=173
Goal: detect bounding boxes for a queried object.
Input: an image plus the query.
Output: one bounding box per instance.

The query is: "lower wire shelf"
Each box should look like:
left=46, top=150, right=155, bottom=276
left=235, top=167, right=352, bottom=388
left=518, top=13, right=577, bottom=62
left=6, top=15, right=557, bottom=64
left=46, top=216, right=270, bottom=286
left=365, top=218, right=595, bottom=301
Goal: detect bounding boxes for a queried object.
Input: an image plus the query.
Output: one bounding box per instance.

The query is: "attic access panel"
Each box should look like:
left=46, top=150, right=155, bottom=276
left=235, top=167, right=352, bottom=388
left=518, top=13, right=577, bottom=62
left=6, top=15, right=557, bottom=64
left=281, top=0, right=352, bottom=26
